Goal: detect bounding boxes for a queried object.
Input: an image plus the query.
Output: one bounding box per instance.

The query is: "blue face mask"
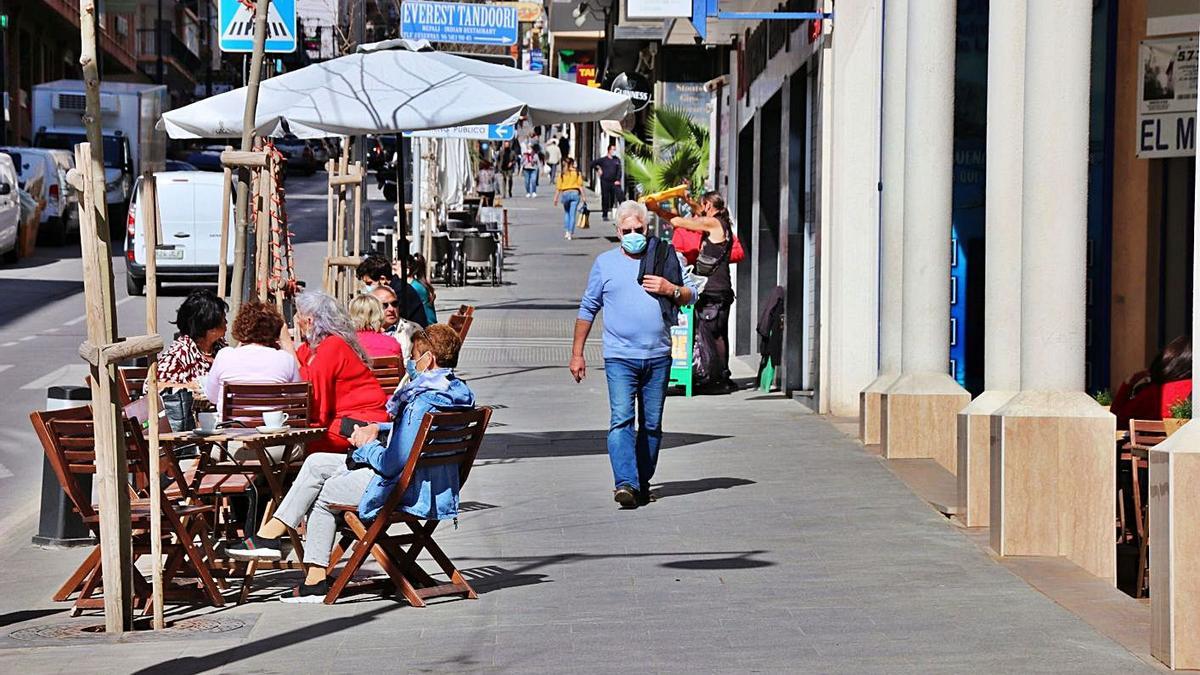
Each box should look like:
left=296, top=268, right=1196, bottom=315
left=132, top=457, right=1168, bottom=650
left=621, top=232, right=647, bottom=254
left=405, top=359, right=419, bottom=380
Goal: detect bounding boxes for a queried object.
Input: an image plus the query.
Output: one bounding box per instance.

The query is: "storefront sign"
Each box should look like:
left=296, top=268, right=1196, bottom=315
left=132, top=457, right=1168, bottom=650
left=576, top=64, right=597, bottom=87
left=529, top=48, right=544, bottom=74
left=493, top=1, right=542, bottom=22
left=610, top=72, right=652, bottom=112
left=1137, top=36, right=1198, bottom=158
left=400, top=0, right=518, bottom=46
left=660, top=82, right=708, bottom=124
left=627, top=0, right=692, bottom=19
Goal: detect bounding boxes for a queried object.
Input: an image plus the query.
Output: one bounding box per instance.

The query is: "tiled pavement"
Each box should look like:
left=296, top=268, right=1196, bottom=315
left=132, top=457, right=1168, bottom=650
left=0, top=189, right=1155, bottom=673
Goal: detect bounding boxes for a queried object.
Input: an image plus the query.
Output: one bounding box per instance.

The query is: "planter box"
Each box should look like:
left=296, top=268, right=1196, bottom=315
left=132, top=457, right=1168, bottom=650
left=1164, top=417, right=1188, bottom=437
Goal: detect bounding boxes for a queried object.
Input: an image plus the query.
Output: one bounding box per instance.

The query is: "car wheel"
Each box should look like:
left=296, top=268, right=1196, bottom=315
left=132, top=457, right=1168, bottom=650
left=127, top=273, right=145, bottom=296
left=1, top=243, right=17, bottom=264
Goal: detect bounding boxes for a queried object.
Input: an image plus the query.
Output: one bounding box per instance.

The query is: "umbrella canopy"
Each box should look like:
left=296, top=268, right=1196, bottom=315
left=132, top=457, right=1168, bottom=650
left=160, top=39, right=632, bottom=139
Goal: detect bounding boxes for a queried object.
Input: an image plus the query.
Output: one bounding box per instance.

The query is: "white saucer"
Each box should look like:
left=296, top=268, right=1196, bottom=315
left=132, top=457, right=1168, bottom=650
left=256, top=425, right=290, bottom=434
left=191, top=429, right=222, bottom=437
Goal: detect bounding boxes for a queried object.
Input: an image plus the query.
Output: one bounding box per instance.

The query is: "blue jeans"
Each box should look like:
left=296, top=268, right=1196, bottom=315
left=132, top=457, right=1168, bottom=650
left=523, top=169, right=538, bottom=194
left=560, top=190, right=580, bottom=234
left=604, top=356, right=671, bottom=493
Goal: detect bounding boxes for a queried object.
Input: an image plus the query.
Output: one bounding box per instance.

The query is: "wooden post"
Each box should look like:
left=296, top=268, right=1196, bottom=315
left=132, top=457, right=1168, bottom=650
left=229, top=0, right=273, bottom=322
left=141, top=174, right=165, bottom=629
left=74, top=143, right=132, bottom=634
left=256, top=167, right=271, bottom=302
left=217, top=146, right=234, bottom=298
left=352, top=161, right=363, bottom=258
left=324, top=159, right=334, bottom=292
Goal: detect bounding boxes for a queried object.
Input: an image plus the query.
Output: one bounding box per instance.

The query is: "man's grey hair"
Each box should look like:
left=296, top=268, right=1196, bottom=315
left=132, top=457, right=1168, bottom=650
left=613, top=200, right=648, bottom=227
left=295, top=290, right=371, bottom=364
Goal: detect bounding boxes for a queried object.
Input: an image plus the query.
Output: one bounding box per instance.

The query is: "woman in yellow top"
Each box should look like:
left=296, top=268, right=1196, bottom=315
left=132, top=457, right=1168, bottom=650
left=554, top=157, right=585, bottom=240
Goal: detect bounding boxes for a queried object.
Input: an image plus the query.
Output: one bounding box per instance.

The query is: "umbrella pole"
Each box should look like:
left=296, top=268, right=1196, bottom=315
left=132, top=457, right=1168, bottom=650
left=396, top=135, right=407, bottom=285
left=230, top=0, right=272, bottom=321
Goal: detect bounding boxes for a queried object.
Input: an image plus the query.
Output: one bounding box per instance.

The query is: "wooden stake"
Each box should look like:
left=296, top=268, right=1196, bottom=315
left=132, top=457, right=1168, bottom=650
left=352, top=161, right=363, bottom=258
left=74, top=142, right=131, bottom=634
left=217, top=146, right=233, bottom=298
left=324, top=159, right=334, bottom=292
left=230, top=0, right=273, bottom=326
left=141, top=174, right=165, bottom=630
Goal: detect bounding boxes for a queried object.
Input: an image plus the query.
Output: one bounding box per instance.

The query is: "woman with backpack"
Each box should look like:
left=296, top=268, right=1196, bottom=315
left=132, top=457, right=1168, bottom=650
left=646, top=191, right=739, bottom=394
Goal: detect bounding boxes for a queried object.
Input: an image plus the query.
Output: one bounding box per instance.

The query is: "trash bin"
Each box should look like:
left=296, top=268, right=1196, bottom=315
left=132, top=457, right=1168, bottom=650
left=32, top=385, right=95, bottom=547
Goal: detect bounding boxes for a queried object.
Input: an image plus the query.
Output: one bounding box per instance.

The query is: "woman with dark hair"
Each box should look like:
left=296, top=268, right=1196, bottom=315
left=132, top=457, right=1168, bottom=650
left=408, top=253, right=437, bottom=325
left=158, top=289, right=228, bottom=389
left=1111, top=335, right=1192, bottom=429
left=646, top=190, right=738, bottom=393
left=202, top=301, right=300, bottom=405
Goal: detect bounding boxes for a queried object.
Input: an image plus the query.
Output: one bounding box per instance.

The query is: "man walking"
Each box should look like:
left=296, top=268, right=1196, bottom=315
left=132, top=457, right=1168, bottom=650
left=544, top=137, right=562, bottom=183
left=498, top=140, right=517, bottom=198
left=590, top=144, right=624, bottom=221
left=571, top=200, right=699, bottom=508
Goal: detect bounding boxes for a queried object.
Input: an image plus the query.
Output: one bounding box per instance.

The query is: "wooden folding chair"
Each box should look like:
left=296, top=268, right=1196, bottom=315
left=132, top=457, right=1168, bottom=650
left=323, top=407, right=492, bottom=606
left=116, top=366, right=150, bottom=406
left=221, top=382, right=313, bottom=428
left=1127, top=419, right=1167, bottom=598
left=448, top=313, right=473, bottom=343
left=30, top=406, right=224, bottom=615
left=369, top=355, right=403, bottom=397
left=457, top=304, right=475, bottom=317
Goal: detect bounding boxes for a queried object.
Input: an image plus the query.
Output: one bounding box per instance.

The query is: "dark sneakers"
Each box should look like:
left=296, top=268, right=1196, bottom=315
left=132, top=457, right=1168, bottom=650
left=226, top=534, right=283, bottom=560
left=280, top=579, right=329, bottom=604
left=613, top=485, right=638, bottom=508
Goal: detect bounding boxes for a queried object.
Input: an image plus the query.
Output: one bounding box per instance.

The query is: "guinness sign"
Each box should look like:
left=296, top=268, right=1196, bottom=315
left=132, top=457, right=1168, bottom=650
left=610, top=72, right=652, bottom=112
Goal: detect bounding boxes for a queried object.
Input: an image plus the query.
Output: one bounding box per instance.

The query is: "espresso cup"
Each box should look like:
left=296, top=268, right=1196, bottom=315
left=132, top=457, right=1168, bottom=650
left=197, top=412, right=219, bottom=433
left=262, top=411, right=290, bottom=428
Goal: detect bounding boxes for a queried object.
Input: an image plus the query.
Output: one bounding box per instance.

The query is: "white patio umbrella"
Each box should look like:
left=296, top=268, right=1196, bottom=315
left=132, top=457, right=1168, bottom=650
left=159, top=39, right=633, bottom=139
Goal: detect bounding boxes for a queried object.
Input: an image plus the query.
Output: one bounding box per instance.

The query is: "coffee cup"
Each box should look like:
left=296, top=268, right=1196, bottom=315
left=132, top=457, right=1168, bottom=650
left=262, top=411, right=290, bottom=429
left=197, top=412, right=219, bottom=433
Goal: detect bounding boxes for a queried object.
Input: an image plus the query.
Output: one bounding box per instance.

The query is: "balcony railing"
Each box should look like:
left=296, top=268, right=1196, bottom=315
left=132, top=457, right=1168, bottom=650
left=137, top=26, right=202, bottom=75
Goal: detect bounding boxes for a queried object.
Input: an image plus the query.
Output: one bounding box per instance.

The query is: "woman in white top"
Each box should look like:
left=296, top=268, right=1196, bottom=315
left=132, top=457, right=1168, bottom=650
left=475, top=160, right=497, bottom=206
left=203, top=301, right=300, bottom=406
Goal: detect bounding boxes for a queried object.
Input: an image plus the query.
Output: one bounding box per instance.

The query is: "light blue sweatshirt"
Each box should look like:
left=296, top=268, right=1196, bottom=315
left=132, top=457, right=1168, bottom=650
left=578, top=248, right=699, bottom=360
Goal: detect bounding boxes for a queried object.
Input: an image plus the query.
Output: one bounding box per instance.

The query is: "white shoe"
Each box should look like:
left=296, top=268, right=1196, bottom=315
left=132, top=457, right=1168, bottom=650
left=566, top=232, right=573, bottom=240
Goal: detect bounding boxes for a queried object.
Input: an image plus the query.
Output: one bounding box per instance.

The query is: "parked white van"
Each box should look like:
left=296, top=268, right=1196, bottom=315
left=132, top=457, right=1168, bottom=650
left=124, top=171, right=234, bottom=296
left=0, top=154, right=23, bottom=262
left=0, top=147, right=72, bottom=245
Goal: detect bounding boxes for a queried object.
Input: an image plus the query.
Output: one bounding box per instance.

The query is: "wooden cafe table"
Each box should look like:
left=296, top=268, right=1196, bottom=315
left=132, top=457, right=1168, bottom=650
left=160, top=425, right=326, bottom=602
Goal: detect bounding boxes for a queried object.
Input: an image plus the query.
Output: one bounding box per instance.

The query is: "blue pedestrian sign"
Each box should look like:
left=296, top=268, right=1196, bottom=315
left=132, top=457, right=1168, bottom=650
left=406, top=124, right=516, bottom=141
left=219, top=0, right=298, bottom=54
left=400, top=0, right=518, bottom=46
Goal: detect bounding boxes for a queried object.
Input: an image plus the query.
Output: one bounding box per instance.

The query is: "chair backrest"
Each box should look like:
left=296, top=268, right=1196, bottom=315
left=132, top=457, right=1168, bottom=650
left=221, top=382, right=312, bottom=428
left=463, top=235, right=497, bottom=262
left=447, top=314, right=473, bottom=342
left=369, top=355, right=403, bottom=396
left=1130, top=419, right=1168, bottom=449
left=29, top=405, right=148, bottom=521
left=116, top=367, right=149, bottom=406
left=379, top=407, right=492, bottom=519
left=457, top=305, right=475, bottom=317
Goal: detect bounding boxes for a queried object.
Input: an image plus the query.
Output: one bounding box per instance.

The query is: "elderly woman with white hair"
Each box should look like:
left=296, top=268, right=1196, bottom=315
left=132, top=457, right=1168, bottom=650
left=571, top=200, right=701, bottom=509
left=279, top=290, right=389, bottom=454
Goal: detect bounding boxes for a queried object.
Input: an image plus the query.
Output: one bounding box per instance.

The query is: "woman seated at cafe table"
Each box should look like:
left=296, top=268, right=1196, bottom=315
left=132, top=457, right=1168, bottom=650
left=280, top=290, right=389, bottom=453
left=156, top=289, right=228, bottom=391
left=1111, top=334, right=1192, bottom=430
left=228, top=325, right=476, bottom=603
left=202, top=301, right=299, bottom=406
left=349, top=293, right=403, bottom=359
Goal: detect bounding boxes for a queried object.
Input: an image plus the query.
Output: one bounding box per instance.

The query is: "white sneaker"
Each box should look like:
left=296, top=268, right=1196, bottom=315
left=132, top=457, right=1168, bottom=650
left=566, top=232, right=573, bottom=240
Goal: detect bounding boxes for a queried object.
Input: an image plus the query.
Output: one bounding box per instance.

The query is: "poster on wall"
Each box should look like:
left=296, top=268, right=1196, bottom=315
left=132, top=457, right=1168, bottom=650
left=1137, top=36, right=1198, bottom=158
left=659, top=82, right=709, bottom=124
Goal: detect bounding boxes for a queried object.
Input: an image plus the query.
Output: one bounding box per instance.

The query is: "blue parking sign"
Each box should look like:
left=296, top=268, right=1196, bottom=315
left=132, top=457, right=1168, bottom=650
left=219, top=0, right=298, bottom=53
left=400, top=0, right=518, bottom=46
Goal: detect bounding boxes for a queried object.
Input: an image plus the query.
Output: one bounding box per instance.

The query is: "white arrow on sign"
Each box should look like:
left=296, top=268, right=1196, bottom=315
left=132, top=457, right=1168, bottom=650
left=222, top=2, right=294, bottom=43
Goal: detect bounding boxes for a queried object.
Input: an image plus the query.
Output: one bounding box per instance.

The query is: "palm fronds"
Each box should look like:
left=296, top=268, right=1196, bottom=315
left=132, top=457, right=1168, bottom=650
left=621, top=104, right=710, bottom=198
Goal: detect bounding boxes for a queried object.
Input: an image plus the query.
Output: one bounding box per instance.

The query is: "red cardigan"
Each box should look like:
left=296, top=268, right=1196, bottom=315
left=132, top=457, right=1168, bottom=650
left=1111, top=378, right=1191, bottom=431
left=297, top=334, right=389, bottom=452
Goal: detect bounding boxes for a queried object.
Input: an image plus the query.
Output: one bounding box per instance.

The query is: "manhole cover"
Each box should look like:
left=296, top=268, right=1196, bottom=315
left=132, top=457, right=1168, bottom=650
left=10, top=616, right=247, bottom=642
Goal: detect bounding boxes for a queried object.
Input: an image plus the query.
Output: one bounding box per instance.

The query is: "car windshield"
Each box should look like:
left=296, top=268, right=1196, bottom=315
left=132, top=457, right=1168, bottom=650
left=35, top=132, right=126, bottom=169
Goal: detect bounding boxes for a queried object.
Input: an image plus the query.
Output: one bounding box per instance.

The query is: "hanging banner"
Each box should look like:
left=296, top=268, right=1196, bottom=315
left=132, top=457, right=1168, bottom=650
left=1137, top=36, right=1198, bottom=158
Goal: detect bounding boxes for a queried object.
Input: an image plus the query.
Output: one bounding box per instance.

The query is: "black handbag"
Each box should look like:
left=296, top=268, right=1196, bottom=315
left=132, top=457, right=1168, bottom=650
left=161, top=388, right=196, bottom=433
left=693, top=225, right=733, bottom=276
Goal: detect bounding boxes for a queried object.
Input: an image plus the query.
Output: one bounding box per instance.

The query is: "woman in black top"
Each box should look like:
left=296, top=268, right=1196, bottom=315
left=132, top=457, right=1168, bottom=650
left=646, top=191, right=737, bottom=393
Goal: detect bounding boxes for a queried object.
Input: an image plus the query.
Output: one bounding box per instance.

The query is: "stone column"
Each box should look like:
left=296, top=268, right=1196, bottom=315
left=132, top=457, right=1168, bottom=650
left=991, top=0, right=1115, bottom=582
left=826, top=0, right=883, bottom=417
left=880, top=0, right=970, bottom=473
left=1148, top=70, right=1200, bottom=675
left=956, top=0, right=1024, bottom=528
left=859, top=0, right=906, bottom=445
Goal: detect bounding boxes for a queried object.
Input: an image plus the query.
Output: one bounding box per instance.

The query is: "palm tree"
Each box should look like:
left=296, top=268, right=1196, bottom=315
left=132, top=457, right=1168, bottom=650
left=620, top=106, right=710, bottom=198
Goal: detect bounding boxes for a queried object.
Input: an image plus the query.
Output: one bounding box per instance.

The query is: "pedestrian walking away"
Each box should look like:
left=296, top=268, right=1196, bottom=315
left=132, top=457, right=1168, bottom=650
left=647, top=190, right=738, bottom=393
left=571, top=200, right=700, bottom=508
left=554, top=157, right=584, bottom=240
left=544, top=139, right=562, bottom=183
left=590, top=144, right=624, bottom=221
left=498, top=140, right=517, bottom=198
left=475, top=160, right=497, bottom=206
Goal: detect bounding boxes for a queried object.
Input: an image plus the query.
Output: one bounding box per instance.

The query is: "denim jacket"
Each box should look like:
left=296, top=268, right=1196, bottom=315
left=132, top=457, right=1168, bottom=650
left=350, top=370, right=476, bottom=521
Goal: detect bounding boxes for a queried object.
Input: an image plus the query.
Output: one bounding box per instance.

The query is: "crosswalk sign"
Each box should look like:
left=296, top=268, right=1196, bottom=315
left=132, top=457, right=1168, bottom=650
left=219, top=0, right=297, bottom=53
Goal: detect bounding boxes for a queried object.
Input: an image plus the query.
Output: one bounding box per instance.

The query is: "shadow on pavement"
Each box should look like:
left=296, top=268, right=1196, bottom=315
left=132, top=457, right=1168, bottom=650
left=0, top=278, right=84, bottom=328
left=652, top=477, right=756, bottom=499
left=477, top=430, right=729, bottom=461
left=0, top=608, right=63, bottom=629
left=660, top=552, right=773, bottom=571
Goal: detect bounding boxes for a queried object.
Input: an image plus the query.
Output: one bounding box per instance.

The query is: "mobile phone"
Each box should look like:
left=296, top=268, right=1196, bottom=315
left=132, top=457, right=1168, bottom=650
left=340, top=418, right=369, bottom=438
